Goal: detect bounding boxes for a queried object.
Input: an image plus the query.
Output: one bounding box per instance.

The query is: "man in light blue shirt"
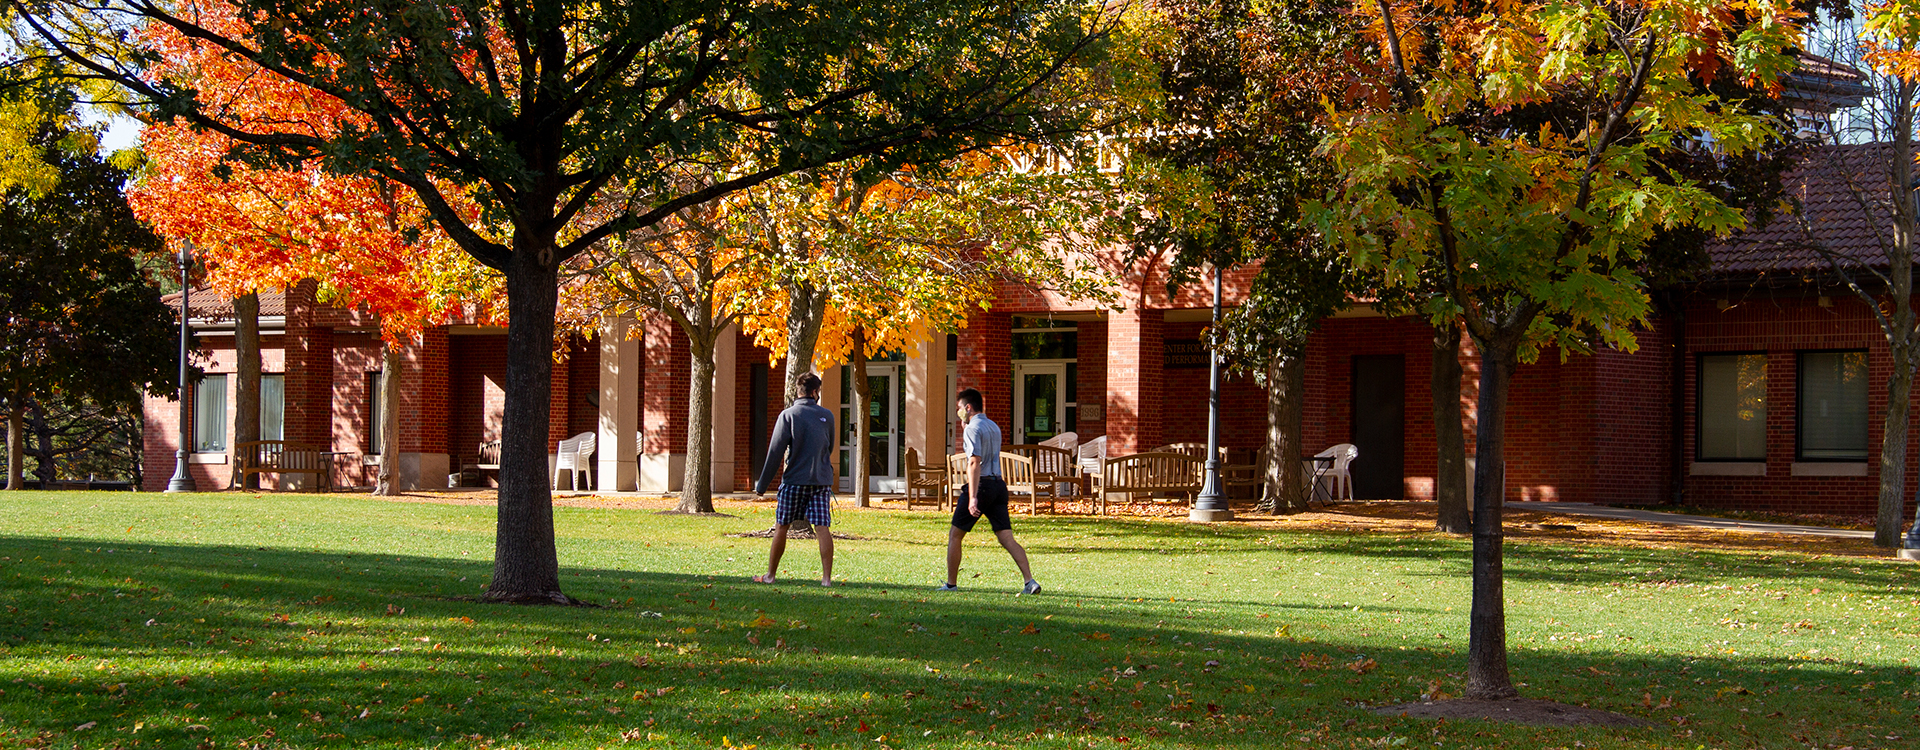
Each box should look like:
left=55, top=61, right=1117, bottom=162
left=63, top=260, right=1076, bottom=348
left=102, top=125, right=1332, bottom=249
left=940, top=388, right=1039, bottom=594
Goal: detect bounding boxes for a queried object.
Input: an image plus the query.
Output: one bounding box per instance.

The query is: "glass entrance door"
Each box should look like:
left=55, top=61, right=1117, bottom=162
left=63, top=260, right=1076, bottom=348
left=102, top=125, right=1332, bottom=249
left=839, top=364, right=903, bottom=492
left=1014, top=363, right=1067, bottom=446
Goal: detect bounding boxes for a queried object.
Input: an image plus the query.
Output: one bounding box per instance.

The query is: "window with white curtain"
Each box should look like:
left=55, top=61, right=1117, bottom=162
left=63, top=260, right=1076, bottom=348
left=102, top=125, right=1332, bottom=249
left=260, top=374, right=284, bottom=441
left=1798, top=351, right=1868, bottom=460
left=1697, top=353, right=1767, bottom=460
left=194, top=375, right=227, bottom=452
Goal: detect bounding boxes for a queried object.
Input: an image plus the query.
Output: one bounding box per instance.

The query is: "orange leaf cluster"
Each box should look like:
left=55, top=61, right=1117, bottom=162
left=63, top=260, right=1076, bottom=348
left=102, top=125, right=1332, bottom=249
left=128, top=0, right=503, bottom=343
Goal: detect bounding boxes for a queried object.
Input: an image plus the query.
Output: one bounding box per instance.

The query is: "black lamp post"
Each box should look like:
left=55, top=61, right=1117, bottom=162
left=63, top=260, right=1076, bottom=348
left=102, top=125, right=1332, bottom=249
left=164, top=241, right=196, bottom=493
left=1190, top=258, right=1233, bottom=522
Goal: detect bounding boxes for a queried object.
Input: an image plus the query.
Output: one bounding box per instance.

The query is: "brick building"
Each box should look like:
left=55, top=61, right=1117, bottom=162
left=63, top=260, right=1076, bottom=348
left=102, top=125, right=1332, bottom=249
left=143, top=59, right=1910, bottom=518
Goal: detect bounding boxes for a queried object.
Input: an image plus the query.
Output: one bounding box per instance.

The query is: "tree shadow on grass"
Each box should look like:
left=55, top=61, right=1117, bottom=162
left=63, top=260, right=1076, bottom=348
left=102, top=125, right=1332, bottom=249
left=1, top=536, right=1911, bottom=750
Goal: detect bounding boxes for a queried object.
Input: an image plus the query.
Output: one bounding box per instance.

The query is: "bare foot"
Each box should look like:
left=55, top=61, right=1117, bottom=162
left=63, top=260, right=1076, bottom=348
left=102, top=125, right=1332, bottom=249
left=752, top=574, right=776, bottom=584
left=820, top=579, right=832, bottom=587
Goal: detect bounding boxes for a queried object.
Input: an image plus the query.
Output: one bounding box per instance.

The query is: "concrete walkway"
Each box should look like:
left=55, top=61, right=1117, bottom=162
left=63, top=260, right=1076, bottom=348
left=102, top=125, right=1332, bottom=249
left=1527, top=502, right=1874, bottom=539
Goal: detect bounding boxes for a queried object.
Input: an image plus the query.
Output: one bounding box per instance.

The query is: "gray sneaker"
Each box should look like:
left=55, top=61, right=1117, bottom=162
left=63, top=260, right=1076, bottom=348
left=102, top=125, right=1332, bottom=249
left=1022, top=579, right=1042, bottom=595
left=936, top=582, right=959, bottom=591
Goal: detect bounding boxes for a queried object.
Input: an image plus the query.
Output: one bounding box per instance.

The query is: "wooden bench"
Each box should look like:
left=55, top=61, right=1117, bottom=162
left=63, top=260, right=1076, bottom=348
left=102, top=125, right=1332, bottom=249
left=1006, top=443, right=1080, bottom=514
left=233, top=440, right=333, bottom=492
left=942, top=452, right=1037, bottom=512
left=904, top=448, right=948, bottom=511
left=460, top=440, right=502, bottom=487
left=1098, top=452, right=1203, bottom=515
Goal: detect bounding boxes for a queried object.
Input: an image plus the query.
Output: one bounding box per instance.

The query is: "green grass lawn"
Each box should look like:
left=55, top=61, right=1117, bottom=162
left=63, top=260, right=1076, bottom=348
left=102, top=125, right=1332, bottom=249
left=1, top=492, right=1915, bottom=750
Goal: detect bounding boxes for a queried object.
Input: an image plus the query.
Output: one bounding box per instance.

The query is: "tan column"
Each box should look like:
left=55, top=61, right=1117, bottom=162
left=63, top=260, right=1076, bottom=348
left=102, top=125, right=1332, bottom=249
left=598, top=315, right=641, bottom=491
left=709, top=323, right=738, bottom=492
left=819, top=363, right=843, bottom=489
left=903, top=326, right=945, bottom=463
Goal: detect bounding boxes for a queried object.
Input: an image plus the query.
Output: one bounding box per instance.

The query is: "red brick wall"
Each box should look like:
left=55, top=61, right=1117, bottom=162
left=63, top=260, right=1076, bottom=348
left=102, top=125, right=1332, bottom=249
left=956, top=313, right=1013, bottom=430
left=643, top=314, right=691, bottom=455
left=447, top=333, right=508, bottom=460
left=1588, top=320, right=1674, bottom=504
left=565, top=335, right=598, bottom=442
left=1682, top=292, right=1909, bottom=516
left=401, top=327, right=450, bottom=455
left=1076, top=321, right=1107, bottom=439
left=282, top=280, right=333, bottom=448
left=333, top=333, right=380, bottom=486
left=1157, top=321, right=1264, bottom=450
left=1105, top=308, right=1163, bottom=454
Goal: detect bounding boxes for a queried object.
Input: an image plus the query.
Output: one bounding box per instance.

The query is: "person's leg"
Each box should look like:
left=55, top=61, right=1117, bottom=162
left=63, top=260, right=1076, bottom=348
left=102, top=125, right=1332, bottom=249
left=994, top=529, right=1033, bottom=581
left=816, top=525, right=834, bottom=586
left=756, top=523, right=790, bottom=583
left=945, top=525, right=966, bottom=586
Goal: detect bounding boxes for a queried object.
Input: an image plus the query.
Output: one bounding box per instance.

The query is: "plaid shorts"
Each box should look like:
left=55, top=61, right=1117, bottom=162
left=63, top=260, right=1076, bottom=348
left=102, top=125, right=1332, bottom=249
left=775, top=484, right=834, bottom=527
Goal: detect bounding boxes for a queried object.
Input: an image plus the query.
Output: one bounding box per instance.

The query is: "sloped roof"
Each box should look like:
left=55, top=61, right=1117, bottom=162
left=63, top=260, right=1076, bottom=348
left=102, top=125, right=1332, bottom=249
left=1705, top=143, right=1903, bottom=278
left=1782, top=52, right=1872, bottom=112
left=159, top=288, right=290, bottom=319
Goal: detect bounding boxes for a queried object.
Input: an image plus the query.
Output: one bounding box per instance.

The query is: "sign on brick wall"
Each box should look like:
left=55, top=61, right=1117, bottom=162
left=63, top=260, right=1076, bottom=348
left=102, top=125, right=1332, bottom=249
left=1164, top=339, right=1210, bottom=369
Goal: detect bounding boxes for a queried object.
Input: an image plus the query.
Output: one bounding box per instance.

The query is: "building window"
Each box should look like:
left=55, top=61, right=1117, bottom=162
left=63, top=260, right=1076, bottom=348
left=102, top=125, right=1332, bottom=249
left=1697, top=353, right=1766, bottom=460
left=1799, top=351, right=1868, bottom=460
left=194, top=375, right=227, bottom=452
left=261, top=375, right=285, bottom=442
left=367, top=371, right=385, bottom=454
left=1012, top=316, right=1077, bottom=360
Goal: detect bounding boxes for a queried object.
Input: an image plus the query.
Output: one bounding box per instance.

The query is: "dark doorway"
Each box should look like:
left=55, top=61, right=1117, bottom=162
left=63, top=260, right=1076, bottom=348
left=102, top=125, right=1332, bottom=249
left=748, top=364, right=770, bottom=478
left=1350, top=355, right=1406, bottom=499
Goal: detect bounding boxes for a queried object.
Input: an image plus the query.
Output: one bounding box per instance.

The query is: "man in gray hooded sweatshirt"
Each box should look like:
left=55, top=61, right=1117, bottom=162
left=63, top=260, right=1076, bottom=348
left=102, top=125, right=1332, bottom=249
left=751, top=372, right=838, bottom=586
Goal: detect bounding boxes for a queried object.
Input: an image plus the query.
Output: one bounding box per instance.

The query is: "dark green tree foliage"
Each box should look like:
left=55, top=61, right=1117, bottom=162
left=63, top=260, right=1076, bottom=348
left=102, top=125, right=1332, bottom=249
left=0, top=90, right=173, bottom=489
left=18, top=392, right=145, bottom=485
left=1133, top=0, right=1357, bottom=513
left=14, top=0, right=1115, bottom=601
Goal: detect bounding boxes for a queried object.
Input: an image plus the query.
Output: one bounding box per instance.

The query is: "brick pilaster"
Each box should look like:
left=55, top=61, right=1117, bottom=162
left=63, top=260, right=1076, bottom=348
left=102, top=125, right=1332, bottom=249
left=1106, top=308, right=1163, bottom=455
left=957, top=312, right=1012, bottom=433
left=282, top=279, right=334, bottom=447
left=642, top=314, right=690, bottom=455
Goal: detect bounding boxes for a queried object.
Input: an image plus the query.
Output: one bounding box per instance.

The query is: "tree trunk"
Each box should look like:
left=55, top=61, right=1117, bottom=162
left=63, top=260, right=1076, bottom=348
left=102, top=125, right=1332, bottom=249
left=784, top=280, right=829, bottom=405
left=4, top=387, right=20, bottom=490
left=1883, top=84, right=1917, bottom=548
left=485, top=246, right=568, bottom=604
left=677, top=333, right=719, bottom=514
left=27, top=395, right=54, bottom=483
left=374, top=343, right=404, bottom=497
left=851, top=326, right=871, bottom=508
left=1264, top=349, right=1308, bottom=514
left=1878, top=359, right=1912, bottom=546
left=1465, top=328, right=1521, bottom=700
left=1433, top=322, right=1470, bottom=533
left=234, top=293, right=261, bottom=489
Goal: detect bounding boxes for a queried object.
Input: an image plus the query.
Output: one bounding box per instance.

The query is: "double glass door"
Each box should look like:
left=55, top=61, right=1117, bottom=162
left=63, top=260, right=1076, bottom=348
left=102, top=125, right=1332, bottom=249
left=1014, top=363, right=1068, bottom=446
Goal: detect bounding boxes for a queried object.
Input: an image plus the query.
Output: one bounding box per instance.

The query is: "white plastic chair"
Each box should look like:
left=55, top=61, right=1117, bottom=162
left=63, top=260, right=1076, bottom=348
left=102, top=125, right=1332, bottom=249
left=1311, top=443, right=1358, bottom=501
left=1039, top=431, right=1078, bottom=453
left=554, top=432, right=596, bottom=490
left=1076, top=436, right=1107, bottom=493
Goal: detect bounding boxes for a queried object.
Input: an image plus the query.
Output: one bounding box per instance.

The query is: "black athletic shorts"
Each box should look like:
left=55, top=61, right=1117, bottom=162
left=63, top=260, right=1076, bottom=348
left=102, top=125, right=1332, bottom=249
left=952, top=476, right=1012, bottom=533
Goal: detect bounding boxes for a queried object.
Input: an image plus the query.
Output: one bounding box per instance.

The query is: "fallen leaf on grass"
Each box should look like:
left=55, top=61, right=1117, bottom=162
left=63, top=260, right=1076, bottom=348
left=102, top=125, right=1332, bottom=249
left=749, top=614, right=778, bottom=629
left=1020, top=623, right=1040, bottom=635
left=73, top=722, right=96, bottom=731
left=1083, top=632, right=1112, bottom=641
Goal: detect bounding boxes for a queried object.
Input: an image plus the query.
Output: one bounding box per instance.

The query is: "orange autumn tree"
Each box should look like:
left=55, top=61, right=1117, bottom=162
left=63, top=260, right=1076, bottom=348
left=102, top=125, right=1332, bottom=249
left=734, top=151, right=1128, bottom=507
left=128, top=4, right=502, bottom=495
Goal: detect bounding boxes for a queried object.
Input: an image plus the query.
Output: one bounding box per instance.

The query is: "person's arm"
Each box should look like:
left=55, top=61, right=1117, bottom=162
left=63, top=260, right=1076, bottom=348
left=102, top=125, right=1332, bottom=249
left=754, top=411, right=792, bottom=496
left=967, top=455, right=983, bottom=516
